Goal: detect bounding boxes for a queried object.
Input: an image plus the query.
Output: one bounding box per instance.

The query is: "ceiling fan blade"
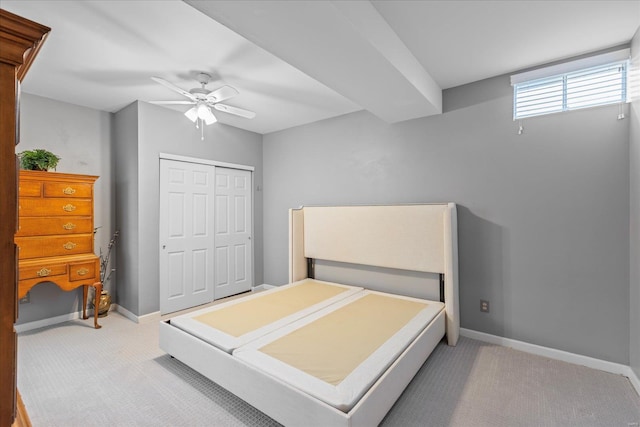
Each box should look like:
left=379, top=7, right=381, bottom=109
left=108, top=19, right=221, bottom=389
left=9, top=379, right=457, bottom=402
left=151, top=76, right=196, bottom=100
left=206, top=85, right=239, bottom=103
left=148, top=100, right=195, bottom=105
left=213, top=103, right=256, bottom=119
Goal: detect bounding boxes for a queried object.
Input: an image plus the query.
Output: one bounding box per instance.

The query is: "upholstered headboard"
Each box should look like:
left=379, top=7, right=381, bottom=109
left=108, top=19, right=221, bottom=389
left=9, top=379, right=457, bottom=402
left=288, top=203, right=459, bottom=346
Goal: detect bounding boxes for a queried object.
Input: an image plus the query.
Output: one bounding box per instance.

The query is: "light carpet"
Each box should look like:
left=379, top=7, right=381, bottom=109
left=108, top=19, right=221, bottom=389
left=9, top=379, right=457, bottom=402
left=17, top=312, right=640, bottom=426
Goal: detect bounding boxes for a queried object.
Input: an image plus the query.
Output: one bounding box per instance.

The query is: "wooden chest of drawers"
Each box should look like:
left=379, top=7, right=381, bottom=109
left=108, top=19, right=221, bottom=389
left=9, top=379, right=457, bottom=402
left=16, top=170, right=103, bottom=328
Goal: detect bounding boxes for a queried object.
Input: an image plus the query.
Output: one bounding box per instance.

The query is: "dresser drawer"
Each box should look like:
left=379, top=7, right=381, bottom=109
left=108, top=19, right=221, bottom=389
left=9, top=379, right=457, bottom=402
left=19, top=263, right=67, bottom=280
left=18, top=181, right=42, bottom=197
left=69, top=261, right=97, bottom=282
left=16, top=217, right=93, bottom=237
left=43, top=182, right=93, bottom=198
left=16, top=234, right=94, bottom=259
left=19, top=198, right=92, bottom=217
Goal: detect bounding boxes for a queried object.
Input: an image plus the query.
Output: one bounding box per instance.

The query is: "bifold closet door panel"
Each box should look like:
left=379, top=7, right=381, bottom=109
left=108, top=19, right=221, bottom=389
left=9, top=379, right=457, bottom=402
left=159, top=159, right=215, bottom=315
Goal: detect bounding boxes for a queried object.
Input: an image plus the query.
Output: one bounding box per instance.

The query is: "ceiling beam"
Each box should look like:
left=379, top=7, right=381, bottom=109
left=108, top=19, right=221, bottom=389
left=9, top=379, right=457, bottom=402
left=186, top=0, right=442, bottom=123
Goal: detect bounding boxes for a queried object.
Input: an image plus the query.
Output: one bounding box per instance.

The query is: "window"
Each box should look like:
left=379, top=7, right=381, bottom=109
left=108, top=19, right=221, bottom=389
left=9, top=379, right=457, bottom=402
left=512, top=50, right=629, bottom=120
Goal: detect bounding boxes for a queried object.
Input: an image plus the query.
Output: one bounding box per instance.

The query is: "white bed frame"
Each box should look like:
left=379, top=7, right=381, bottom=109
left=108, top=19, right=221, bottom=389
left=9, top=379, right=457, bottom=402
left=160, top=203, right=459, bottom=426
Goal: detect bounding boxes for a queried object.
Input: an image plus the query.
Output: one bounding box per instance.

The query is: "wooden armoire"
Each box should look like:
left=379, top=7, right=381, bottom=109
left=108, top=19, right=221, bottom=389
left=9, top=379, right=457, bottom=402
left=0, top=8, right=50, bottom=427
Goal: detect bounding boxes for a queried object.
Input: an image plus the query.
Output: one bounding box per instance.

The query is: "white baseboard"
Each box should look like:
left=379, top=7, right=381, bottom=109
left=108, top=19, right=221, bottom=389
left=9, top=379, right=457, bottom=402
left=460, top=328, right=638, bottom=395
left=16, top=311, right=84, bottom=333
left=252, top=284, right=275, bottom=292
left=625, top=366, right=640, bottom=397
left=114, top=304, right=160, bottom=324
left=138, top=310, right=161, bottom=323
left=15, top=304, right=116, bottom=333
left=114, top=304, right=136, bottom=323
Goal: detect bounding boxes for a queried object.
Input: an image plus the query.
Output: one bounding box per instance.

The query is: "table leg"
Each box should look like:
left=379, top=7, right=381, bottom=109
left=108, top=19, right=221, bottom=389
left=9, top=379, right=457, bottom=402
left=93, top=281, right=102, bottom=329
left=82, top=285, right=89, bottom=320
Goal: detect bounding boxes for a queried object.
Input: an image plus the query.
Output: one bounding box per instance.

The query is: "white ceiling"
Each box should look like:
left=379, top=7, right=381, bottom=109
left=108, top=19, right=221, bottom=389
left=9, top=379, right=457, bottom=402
left=2, top=0, right=639, bottom=134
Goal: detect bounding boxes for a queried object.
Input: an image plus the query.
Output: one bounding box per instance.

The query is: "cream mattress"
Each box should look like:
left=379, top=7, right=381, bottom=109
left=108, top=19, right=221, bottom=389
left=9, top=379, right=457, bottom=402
left=169, top=279, right=362, bottom=353
left=233, top=290, right=444, bottom=412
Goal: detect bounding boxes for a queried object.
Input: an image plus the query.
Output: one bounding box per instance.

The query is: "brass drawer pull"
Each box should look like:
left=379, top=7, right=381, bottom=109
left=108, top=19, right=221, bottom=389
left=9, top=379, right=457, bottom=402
left=63, top=242, right=77, bottom=250
left=37, top=267, right=51, bottom=277
left=62, top=222, right=76, bottom=230
left=77, top=268, right=89, bottom=276
left=62, top=187, right=76, bottom=195
left=63, top=204, right=76, bottom=212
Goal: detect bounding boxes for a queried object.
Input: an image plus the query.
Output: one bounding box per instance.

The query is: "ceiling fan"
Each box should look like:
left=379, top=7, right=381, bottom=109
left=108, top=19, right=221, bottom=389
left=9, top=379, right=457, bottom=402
left=149, top=72, right=256, bottom=129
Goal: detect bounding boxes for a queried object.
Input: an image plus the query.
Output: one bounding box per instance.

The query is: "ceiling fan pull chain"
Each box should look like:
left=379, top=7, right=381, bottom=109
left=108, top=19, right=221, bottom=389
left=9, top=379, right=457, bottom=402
left=201, top=121, right=204, bottom=141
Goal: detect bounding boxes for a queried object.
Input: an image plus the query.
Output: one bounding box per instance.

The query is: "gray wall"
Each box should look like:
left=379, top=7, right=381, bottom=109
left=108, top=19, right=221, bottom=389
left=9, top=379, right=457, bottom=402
left=630, top=27, right=640, bottom=377
left=263, top=75, right=630, bottom=364
left=114, top=101, right=263, bottom=316
left=113, top=102, right=139, bottom=316
left=15, top=57, right=635, bottom=368
left=16, top=93, right=115, bottom=324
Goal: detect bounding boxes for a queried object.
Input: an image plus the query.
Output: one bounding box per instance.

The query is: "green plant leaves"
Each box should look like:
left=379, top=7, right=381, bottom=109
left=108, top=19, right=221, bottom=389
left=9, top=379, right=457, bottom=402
left=18, top=149, right=61, bottom=171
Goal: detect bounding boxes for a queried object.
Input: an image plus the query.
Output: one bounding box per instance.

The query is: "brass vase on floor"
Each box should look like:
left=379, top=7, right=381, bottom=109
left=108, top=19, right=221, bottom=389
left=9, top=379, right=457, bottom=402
left=94, top=229, right=119, bottom=319
left=93, top=290, right=112, bottom=317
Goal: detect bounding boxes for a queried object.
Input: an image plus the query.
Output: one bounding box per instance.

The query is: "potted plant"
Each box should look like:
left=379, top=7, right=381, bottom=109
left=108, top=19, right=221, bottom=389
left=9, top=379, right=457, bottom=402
left=18, top=148, right=61, bottom=171
left=93, top=228, right=119, bottom=317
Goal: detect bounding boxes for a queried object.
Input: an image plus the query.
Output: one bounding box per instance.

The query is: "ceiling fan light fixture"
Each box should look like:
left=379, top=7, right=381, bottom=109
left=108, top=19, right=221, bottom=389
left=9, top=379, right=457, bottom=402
left=185, top=104, right=216, bottom=126
left=195, top=103, right=217, bottom=125
left=184, top=106, right=198, bottom=122
left=197, top=103, right=209, bottom=119
left=203, top=110, right=217, bottom=125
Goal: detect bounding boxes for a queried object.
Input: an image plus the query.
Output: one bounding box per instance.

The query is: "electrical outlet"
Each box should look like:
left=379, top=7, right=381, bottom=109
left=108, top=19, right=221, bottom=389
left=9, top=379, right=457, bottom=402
left=19, top=293, right=30, bottom=304
left=480, top=299, right=490, bottom=313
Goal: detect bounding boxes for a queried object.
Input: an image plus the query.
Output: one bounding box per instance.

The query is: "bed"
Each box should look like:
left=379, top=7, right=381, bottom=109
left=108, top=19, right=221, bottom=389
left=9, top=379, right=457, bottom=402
left=159, top=203, right=459, bottom=427
left=168, top=279, right=363, bottom=353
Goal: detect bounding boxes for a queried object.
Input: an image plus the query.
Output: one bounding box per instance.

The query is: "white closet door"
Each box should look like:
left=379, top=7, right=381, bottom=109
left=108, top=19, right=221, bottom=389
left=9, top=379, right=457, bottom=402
left=159, top=159, right=215, bottom=314
left=214, top=167, right=253, bottom=299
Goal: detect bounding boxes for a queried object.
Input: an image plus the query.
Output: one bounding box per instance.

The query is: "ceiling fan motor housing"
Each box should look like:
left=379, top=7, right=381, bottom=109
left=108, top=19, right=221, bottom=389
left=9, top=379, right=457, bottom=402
left=189, top=87, right=212, bottom=100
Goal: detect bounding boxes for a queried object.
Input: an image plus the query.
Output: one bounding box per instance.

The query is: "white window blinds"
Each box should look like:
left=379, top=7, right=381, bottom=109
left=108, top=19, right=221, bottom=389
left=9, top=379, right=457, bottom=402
left=513, top=57, right=628, bottom=120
